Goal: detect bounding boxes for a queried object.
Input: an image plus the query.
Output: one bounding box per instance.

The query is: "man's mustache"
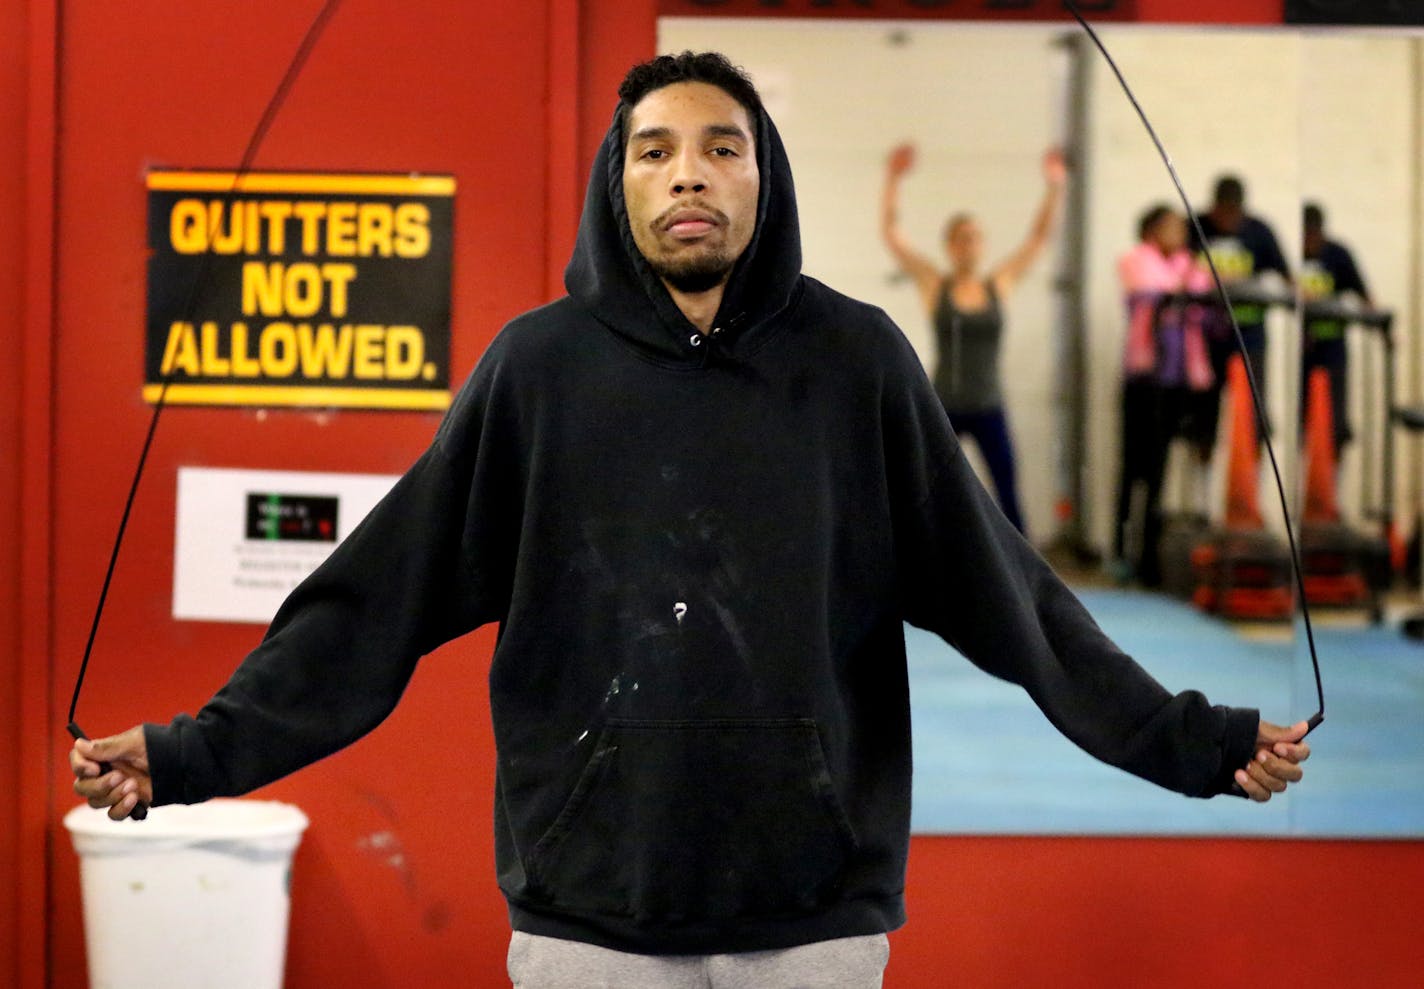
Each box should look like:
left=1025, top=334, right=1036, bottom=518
left=654, top=201, right=729, bottom=231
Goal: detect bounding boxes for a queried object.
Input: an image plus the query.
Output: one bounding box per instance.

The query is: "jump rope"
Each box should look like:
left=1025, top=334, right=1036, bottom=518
left=1062, top=1, right=1324, bottom=736
left=67, top=0, right=1324, bottom=822
left=66, top=0, right=346, bottom=819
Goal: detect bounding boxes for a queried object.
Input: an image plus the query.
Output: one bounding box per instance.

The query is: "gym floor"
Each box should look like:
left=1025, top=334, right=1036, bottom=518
left=907, top=586, right=1424, bottom=837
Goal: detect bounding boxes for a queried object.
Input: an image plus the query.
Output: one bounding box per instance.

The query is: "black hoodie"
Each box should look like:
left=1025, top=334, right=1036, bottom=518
left=145, top=100, right=1259, bottom=955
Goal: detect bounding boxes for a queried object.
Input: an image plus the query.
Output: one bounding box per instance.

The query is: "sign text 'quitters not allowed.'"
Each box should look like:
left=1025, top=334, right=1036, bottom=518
left=145, top=170, right=455, bottom=411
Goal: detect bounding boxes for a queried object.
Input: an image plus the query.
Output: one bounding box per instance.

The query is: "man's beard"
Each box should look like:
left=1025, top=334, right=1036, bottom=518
left=647, top=249, right=735, bottom=294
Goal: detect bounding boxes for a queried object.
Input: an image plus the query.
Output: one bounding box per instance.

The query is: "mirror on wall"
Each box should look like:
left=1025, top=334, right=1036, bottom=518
left=1288, top=31, right=1424, bottom=835
left=659, top=15, right=1424, bottom=837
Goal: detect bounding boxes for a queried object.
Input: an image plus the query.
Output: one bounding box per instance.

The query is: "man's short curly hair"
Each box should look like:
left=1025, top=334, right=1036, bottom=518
left=617, top=51, right=764, bottom=139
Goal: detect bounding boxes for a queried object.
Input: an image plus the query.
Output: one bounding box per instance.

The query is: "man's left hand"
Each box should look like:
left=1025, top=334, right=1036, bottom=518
left=1235, top=719, right=1310, bottom=802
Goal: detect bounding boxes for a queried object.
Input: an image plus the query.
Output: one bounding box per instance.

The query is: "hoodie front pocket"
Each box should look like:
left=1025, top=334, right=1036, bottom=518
left=524, top=718, right=859, bottom=924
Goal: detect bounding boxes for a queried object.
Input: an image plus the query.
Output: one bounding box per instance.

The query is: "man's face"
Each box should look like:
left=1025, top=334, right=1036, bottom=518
left=1304, top=227, right=1324, bottom=258
left=1211, top=200, right=1244, bottom=233
left=622, top=81, right=759, bottom=294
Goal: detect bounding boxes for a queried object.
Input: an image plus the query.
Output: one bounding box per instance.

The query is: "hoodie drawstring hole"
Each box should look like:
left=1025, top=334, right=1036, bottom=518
left=689, top=335, right=702, bottom=347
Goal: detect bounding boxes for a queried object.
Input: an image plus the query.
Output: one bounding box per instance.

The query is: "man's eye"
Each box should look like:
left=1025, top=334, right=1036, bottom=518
left=711, top=147, right=737, bottom=157
left=642, top=149, right=667, bottom=160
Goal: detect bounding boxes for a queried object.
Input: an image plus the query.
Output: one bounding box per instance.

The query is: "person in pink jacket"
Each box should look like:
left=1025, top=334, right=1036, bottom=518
left=1112, top=204, right=1212, bottom=587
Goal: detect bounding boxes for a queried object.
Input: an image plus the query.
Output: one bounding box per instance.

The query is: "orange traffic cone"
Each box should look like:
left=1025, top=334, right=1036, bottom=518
left=1388, top=519, right=1406, bottom=575
left=1223, top=354, right=1263, bottom=530
left=1302, top=366, right=1339, bottom=525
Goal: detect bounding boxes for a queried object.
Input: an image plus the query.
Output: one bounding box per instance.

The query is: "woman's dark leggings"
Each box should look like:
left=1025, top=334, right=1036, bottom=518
left=945, top=405, right=1027, bottom=536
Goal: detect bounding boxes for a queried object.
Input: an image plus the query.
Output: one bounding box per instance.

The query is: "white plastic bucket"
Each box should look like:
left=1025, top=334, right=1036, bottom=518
left=64, top=799, right=309, bottom=989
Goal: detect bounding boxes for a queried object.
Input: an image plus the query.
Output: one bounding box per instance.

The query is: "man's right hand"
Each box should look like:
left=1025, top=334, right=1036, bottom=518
left=70, top=726, right=152, bottom=821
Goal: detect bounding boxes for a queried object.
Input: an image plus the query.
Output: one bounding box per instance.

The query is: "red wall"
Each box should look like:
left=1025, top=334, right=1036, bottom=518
left=897, top=838, right=1424, bottom=986
left=1138, top=0, right=1282, bottom=23
left=1, top=6, right=29, bottom=983
left=6, top=2, right=58, bottom=988
left=6, top=1, right=1423, bottom=987
left=656, top=0, right=1284, bottom=25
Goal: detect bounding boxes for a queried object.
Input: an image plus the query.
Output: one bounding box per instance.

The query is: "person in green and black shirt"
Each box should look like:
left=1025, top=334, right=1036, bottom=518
left=1189, top=175, right=1291, bottom=461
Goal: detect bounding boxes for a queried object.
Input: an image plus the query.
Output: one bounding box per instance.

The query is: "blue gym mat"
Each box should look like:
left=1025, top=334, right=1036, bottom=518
left=907, top=589, right=1424, bottom=837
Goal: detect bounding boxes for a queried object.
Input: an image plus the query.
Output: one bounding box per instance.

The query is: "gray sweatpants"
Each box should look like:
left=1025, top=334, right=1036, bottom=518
left=507, top=932, right=890, bottom=989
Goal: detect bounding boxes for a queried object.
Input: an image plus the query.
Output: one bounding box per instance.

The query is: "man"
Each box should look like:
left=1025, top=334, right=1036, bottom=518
left=1301, top=201, right=1372, bottom=456
left=1190, top=175, right=1292, bottom=460
left=73, top=53, right=1309, bottom=988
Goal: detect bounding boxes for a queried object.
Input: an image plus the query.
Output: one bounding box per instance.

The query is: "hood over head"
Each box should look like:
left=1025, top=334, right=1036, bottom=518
left=564, top=93, right=803, bottom=364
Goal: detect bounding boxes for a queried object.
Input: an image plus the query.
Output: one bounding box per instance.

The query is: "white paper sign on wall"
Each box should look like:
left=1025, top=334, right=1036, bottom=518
left=174, top=466, right=399, bottom=624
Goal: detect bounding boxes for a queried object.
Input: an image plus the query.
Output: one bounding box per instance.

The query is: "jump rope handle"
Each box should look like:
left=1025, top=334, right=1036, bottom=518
left=68, top=722, right=148, bottom=821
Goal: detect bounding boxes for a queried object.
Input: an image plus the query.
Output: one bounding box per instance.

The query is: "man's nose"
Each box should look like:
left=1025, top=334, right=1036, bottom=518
left=669, top=149, right=708, bottom=195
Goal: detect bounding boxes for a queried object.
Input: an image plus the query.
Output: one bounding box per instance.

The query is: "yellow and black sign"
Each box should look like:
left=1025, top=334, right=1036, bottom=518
left=145, top=170, right=455, bottom=410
